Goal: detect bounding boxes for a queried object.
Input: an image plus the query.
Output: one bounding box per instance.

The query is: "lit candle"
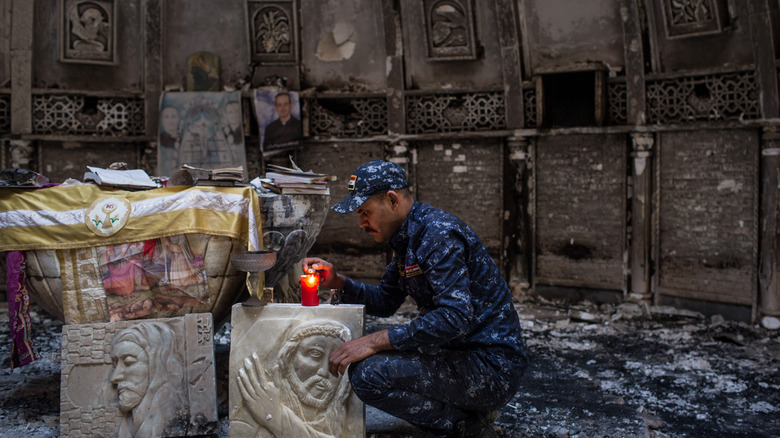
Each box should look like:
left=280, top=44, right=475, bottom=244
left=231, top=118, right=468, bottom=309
left=300, top=269, right=320, bottom=306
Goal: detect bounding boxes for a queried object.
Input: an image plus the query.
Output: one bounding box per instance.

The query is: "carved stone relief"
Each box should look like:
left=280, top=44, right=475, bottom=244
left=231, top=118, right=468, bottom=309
left=662, top=0, right=722, bottom=38
left=230, top=303, right=365, bottom=437
left=246, top=0, right=298, bottom=64
left=422, top=0, right=477, bottom=61
left=60, top=0, right=116, bottom=65
left=60, top=314, right=218, bottom=437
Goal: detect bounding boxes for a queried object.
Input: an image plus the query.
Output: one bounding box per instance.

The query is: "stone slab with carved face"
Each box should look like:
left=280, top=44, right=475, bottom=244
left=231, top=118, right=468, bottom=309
left=59, top=314, right=218, bottom=437
left=229, top=303, right=365, bottom=438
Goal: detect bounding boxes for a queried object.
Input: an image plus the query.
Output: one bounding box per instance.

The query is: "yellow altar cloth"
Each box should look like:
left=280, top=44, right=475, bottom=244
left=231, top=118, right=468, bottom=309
left=0, top=184, right=262, bottom=251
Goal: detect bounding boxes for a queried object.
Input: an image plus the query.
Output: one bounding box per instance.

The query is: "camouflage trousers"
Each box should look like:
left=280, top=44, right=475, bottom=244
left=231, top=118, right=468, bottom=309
left=349, top=348, right=524, bottom=436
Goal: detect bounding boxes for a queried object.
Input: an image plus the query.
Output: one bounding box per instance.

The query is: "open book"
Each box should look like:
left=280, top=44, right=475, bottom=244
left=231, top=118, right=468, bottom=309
left=83, top=166, right=158, bottom=189
left=181, top=164, right=245, bottom=182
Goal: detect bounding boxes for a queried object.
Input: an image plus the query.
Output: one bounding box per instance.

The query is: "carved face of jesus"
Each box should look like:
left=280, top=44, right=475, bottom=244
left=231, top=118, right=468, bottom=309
left=110, top=340, right=150, bottom=412
left=288, top=335, right=342, bottom=409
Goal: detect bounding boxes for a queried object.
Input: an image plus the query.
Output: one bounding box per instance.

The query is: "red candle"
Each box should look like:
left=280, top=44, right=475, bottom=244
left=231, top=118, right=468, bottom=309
left=300, top=270, right=320, bottom=306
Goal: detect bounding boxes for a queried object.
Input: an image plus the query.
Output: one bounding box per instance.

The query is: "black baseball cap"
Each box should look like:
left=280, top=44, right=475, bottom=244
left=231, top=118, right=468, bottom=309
left=331, top=160, right=408, bottom=214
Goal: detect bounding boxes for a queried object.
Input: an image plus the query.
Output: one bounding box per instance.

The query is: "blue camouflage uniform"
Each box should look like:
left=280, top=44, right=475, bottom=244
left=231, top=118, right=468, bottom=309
left=339, top=200, right=528, bottom=436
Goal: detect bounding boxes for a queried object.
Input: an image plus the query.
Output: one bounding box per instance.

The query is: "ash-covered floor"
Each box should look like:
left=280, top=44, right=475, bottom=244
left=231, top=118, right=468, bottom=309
left=1, top=293, right=778, bottom=437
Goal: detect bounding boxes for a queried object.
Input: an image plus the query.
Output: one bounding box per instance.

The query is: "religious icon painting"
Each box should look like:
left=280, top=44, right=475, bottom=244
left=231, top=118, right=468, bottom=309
left=253, top=89, right=303, bottom=153
left=157, top=91, right=247, bottom=179
left=186, top=52, right=221, bottom=92
left=60, top=0, right=117, bottom=65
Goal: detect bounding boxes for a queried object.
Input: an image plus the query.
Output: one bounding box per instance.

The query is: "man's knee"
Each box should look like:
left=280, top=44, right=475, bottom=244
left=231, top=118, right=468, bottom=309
left=348, top=355, right=386, bottom=401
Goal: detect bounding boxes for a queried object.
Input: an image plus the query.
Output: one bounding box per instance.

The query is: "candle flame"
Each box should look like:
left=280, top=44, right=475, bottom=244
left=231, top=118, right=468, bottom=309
left=304, top=274, right=319, bottom=288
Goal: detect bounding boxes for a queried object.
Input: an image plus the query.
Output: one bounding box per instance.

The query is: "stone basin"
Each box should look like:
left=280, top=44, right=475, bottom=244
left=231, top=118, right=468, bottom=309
left=23, top=192, right=330, bottom=325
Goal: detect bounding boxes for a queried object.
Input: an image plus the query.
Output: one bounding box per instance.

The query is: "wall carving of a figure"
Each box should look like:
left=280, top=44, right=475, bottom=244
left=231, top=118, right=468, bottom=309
left=61, top=0, right=116, bottom=64
left=422, top=0, right=477, bottom=60
left=229, top=304, right=365, bottom=437
left=59, top=314, right=218, bottom=437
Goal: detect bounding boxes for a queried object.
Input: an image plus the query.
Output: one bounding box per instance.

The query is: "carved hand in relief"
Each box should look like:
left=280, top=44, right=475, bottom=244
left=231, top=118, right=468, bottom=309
left=237, top=352, right=283, bottom=434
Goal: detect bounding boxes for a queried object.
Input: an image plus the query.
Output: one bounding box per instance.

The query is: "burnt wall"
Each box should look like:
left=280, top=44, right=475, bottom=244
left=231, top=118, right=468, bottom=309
left=644, top=0, right=755, bottom=73
left=299, top=0, right=387, bottom=91
left=521, top=0, right=625, bottom=74
left=414, top=139, right=503, bottom=255
left=162, top=0, right=249, bottom=90
left=1, top=0, right=9, bottom=87
left=655, top=129, right=758, bottom=305
left=534, top=134, right=626, bottom=290
left=400, top=0, right=504, bottom=89
left=33, top=0, right=144, bottom=90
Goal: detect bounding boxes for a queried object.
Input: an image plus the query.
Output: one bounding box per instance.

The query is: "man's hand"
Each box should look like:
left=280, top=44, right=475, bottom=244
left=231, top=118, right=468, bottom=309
left=302, top=257, right=346, bottom=290
left=328, top=329, right=392, bottom=377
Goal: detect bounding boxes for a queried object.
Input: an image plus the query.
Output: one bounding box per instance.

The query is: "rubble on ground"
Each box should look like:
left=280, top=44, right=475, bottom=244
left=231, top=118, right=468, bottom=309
left=1, top=293, right=778, bottom=437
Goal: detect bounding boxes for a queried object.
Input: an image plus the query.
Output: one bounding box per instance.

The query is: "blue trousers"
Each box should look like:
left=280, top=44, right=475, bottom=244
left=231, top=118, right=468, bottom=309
left=348, top=348, right=524, bottom=436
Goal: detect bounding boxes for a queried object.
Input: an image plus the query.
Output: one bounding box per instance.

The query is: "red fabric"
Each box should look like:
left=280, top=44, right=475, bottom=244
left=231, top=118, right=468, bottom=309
left=5, top=251, right=40, bottom=370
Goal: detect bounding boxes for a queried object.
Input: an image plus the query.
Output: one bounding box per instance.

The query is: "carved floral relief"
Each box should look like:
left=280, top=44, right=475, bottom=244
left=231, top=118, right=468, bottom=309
left=246, top=0, right=298, bottom=64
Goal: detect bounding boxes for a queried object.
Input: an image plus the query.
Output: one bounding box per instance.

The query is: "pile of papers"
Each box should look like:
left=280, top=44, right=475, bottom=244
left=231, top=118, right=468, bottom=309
left=255, top=163, right=335, bottom=195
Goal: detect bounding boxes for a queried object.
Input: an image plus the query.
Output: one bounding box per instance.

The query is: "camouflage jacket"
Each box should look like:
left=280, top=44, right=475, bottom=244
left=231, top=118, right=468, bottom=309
left=341, top=201, right=527, bottom=366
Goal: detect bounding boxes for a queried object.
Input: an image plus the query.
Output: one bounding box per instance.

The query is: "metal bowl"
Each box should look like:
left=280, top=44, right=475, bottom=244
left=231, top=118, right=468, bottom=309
left=230, top=250, right=277, bottom=273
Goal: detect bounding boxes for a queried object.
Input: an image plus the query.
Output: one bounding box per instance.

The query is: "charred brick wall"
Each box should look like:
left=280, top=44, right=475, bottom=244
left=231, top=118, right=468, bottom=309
left=534, top=134, right=627, bottom=291
left=655, top=129, right=758, bottom=305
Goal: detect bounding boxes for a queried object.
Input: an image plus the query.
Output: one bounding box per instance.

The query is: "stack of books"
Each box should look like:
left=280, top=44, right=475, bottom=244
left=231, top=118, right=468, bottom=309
left=258, top=163, right=335, bottom=195
left=181, top=165, right=245, bottom=186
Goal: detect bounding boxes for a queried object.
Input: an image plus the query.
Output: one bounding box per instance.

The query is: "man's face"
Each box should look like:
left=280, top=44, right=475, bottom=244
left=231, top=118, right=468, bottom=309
left=226, top=103, right=241, bottom=129
left=289, top=335, right=342, bottom=407
left=274, top=94, right=292, bottom=121
left=161, top=107, right=179, bottom=135
left=110, top=340, right=150, bottom=412
left=356, top=193, right=399, bottom=243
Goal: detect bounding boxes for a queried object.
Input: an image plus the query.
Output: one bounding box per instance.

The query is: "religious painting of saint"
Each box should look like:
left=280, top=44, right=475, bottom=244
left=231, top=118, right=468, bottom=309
left=254, top=90, right=302, bottom=153
left=60, top=0, right=117, bottom=65
left=98, top=236, right=209, bottom=322
left=157, top=91, right=247, bottom=179
left=186, top=52, right=220, bottom=92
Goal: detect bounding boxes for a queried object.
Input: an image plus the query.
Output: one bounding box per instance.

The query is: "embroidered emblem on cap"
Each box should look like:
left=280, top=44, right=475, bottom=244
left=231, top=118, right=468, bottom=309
left=348, top=175, right=357, bottom=191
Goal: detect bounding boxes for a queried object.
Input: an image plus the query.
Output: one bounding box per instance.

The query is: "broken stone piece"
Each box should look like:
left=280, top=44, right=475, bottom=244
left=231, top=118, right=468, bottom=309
left=59, top=314, right=218, bottom=437
left=761, top=316, right=780, bottom=330
left=229, top=303, right=365, bottom=437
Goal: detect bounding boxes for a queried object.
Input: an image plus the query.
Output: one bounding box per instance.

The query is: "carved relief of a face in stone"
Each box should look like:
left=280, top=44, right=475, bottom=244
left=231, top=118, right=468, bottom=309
left=287, top=334, right=342, bottom=409
left=110, top=340, right=150, bottom=412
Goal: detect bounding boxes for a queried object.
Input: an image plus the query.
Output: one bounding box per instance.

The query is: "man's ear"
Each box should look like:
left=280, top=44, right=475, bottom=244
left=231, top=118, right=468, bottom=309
left=386, top=190, right=400, bottom=209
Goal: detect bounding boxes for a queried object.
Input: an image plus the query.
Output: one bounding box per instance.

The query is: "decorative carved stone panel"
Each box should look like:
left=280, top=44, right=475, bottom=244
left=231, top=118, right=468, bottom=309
left=59, top=314, right=218, bottom=437
left=422, top=0, right=477, bottom=61
left=662, top=0, right=723, bottom=38
left=60, top=0, right=117, bottom=65
left=246, top=0, right=298, bottom=64
left=230, top=303, right=365, bottom=437
left=32, top=93, right=144, bottom=136
left=647, top=70, right=760, bottom=124
left=406, top=91, right=505, bottom=134
left=309, top=96, right=388, bottom=138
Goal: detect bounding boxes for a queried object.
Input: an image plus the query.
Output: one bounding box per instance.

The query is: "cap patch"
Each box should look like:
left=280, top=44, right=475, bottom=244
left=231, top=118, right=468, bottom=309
left=348, top=175, right=357, bottom=191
